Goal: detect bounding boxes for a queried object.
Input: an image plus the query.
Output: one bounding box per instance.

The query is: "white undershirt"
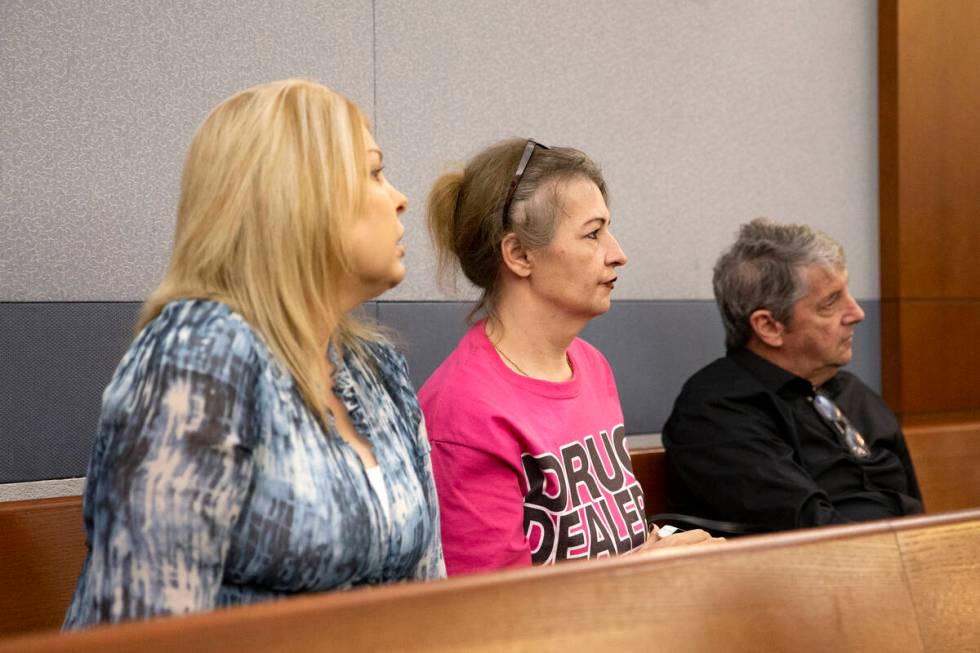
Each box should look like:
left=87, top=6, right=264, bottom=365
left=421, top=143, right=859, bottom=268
left=365, top=465, right=391, bottom=525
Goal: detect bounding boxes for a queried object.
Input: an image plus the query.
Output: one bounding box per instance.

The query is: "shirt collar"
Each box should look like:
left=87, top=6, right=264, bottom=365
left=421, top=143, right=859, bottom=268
left=727, top=347, right=833, bottom=398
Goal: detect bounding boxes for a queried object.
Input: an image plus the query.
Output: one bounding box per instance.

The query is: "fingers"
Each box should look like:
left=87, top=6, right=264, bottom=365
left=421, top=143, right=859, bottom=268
left=644, top=528, right=726, bottom=549
left=647, top=525, right=662, bottom=543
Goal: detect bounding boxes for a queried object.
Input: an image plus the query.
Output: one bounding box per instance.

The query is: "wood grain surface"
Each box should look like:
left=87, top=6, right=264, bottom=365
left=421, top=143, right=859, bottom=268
left=628, top=446, right=669, bottom=516
left=10, top=513, right=974, bottom=653
left=879, top=0, right=980, bottom=300
left=897, top=519, right=980, bottom=653
left=905, top=421, right=980, bottom=514
left=883, top=302, right=980, bottom=416
left=879, top=0, right=980, bottom=420
left=0, top=497, right=87, bottom=637
left=6, top=442, right=979, bottom=649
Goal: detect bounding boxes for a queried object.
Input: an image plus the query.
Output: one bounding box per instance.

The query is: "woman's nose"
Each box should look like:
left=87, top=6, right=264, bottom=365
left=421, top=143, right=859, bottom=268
left=607, top=232, right=628, bottom=267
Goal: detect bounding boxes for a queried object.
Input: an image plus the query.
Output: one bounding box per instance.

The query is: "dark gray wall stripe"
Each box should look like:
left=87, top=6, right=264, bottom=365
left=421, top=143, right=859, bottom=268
left=2, top=302, right=142, bottom=484
left=382, top=300, right=881, bottom=436
left=0, top=300, right=881, bottom=484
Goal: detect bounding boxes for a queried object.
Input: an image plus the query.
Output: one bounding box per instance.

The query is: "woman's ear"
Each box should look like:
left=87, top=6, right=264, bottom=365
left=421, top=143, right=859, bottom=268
left=749, top=309, right=785, bottom=348
left=500, top=233, right=532, bottom=278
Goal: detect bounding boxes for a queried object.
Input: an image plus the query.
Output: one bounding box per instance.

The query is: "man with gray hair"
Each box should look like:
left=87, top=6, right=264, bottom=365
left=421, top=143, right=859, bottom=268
left=662, top=219, right=922, bottom=532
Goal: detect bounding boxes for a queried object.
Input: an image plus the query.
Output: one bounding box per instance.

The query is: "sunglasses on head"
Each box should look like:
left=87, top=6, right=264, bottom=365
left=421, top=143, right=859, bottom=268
left=500, top=139, right=551, bottom=230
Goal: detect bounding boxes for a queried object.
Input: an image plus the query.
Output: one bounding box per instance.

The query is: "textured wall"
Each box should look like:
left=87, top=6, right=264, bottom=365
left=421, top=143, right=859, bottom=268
left=378, top=1, right=880, bottom=301
left=1, top=0, right=374, bottom=300
left=1, top=1, right=882, bottom=498
left=2, top=1, right=878, bottom=302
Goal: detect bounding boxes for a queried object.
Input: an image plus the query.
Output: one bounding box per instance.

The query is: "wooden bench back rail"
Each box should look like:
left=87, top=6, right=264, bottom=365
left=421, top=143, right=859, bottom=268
left=2, top=508, right=979, bottom=653
left=1, top=424, right=977, bottom=640
left=630, top=445, right=669, bottom=515
left=1, top=449, right=670, bottom=640
left=904, top=419, right=980, bottom=513
left=0, top=497, right=86, bottom=638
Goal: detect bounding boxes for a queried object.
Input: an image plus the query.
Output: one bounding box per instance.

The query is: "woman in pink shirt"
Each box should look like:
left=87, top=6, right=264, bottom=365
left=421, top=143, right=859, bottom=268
left=420, top=139, right=716, bottom=575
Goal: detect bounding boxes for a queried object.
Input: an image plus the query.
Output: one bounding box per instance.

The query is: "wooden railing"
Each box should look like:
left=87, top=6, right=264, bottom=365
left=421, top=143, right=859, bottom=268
left=2, top=424, right=978, bottom=644
left=1, top=509, right=978, bottom=652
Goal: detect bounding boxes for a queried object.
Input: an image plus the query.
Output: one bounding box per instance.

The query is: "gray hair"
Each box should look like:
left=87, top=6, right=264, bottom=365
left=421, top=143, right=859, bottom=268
left=713, top=218, right=845, bottom=349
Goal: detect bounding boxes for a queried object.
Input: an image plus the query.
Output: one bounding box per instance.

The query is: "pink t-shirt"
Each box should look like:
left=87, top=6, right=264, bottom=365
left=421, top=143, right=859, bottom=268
left=420, top=322, right=647, bottom=576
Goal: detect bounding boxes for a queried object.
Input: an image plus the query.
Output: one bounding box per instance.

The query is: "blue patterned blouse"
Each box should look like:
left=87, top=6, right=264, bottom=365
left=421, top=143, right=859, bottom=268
left=64, top=299, right=445, bottom=628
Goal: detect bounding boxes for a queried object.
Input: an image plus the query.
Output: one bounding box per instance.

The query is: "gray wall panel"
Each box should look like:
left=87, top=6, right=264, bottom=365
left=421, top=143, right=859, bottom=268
left=1, top=0, right=374, bottom=301
left=0, top=299, right=882, bottom=484
left=376, top=302, right=473, bottom=392
left=0, top=300, right=377, bottom=484
left=582, top=301, right=726, bottom=434
left=375, top=0, right=879, bottom=302
left=380, top=300, right=882, bottom=435
left=1, top=1, right=877, bottom=302
left=845, top=299, right=881, bottom=393
left=0, top=302, right=141, bottom=483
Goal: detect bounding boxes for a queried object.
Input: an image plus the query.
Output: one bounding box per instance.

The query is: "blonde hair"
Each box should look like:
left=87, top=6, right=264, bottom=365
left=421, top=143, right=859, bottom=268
left=427, top=139, right=607, bottom=321
left=140, top=78, right=379, bottom=422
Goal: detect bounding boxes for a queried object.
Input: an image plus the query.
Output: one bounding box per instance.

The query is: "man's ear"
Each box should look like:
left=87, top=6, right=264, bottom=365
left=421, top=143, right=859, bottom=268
left=500, top=233, right=532, bottom=278
left=749, top=309, right=785, bottom=348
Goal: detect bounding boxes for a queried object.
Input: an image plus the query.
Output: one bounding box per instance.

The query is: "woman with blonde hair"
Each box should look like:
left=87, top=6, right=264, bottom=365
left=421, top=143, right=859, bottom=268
left=64, top=79, right=444, bottom=628
left=421, top=139, right=716, bottom=575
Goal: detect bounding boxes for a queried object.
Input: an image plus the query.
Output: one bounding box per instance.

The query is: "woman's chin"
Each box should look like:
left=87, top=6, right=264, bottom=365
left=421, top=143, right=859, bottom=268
left=374, top=269, right=407, bottom=298
left=591, top=297, right=613, bottom=318
left=389, top=265, right=407, bottom=289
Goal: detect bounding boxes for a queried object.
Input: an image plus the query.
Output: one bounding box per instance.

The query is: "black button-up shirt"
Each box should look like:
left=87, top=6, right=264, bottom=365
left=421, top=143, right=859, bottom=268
left=662, top=348, right=923, bottom=531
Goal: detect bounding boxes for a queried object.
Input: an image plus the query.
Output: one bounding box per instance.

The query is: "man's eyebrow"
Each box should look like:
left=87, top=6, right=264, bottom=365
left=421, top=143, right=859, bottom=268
left=823, top=290, right=842, bottom=304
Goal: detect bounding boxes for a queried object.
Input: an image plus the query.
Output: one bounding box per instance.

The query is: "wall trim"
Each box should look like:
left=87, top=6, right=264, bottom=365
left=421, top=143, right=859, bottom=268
left=0, top=477, right=86, bottom=503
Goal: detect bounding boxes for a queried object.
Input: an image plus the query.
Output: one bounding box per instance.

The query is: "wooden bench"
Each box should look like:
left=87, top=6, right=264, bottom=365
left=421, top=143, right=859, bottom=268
left=629, top=444, right=669, bottom=515
left=2, top=424, right=977, bottom=641
left=0, top=497, right=87, bottom=638
left=904, top=419, right=980, bottom=513
left=1, top=508, right=978, bottom=652
left=2, top=449, right=667, bottom=640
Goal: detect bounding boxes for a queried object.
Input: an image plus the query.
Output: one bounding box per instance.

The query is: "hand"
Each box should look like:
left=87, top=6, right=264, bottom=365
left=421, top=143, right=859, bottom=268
left=641, top=525, right=725, bottom=551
